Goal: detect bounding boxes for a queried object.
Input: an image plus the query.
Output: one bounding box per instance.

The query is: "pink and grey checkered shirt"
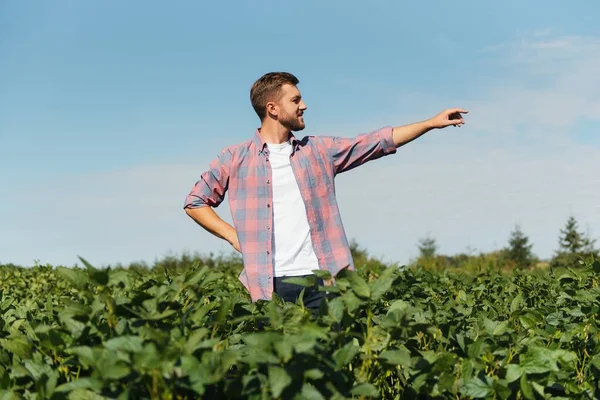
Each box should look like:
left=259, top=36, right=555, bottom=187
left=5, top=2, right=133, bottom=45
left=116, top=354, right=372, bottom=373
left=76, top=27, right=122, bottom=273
left=183, top=126, right=397, bottom=301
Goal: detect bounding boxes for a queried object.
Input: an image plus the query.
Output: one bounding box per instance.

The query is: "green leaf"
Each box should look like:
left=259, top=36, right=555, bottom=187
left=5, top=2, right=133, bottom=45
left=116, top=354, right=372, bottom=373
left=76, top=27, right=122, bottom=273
left=299, top=383, right=325, bottom=400
left=531, top=381, right=545, bottom=397
left=282, top=276, right=316, bottom=287
left=379, top=347, right=411, bottom=367
left=350, top=383, right=379, bottom=397
left=185, top=328, right=210, bottom=355
left=332, top=342, right=359, bottom=369
left=9, top=365, right=29, bottom=379
left=551, top=348, right=577, bottom=367
left=419, top=350, right=440, bottom=365
left=0, top=391, right=21, bottom=400
left=268, top=366, right=292, bottom=398
left=411, top=372, right=429, bottom=391
left=505, top=364, right=522, bottom=383
left=101, top=363, right=131, bottom=380
left=519, top=313, right=539, bottom=330
left=22, top=360, right=50, bottom=380
left=190, top=302, right=217, bottom=325
left=55, top=378, right=103, bottom=393
left=327, top=297, right=344, bottom=322
left=78, top=256, right=109, bottom=286
left=520, top=374, right=534, bottom=400
left=180, top=355, right=202, bottom=381
left=369, top=266, right=397, bottom=301
left=467, top=337, right=485, bottom=359
left=185, top=266, right=209, bottom=286
left=60, top=300, right=91, bottom=317
left=546, top=312, right=562, bottom=326
left=519, top=347, right=556, bottom=374
left=490, top=320, right=509, bottom=336
left=558, top=273, right=576, bottom=282
left=456, top=333, right=466, bottom=354
left=388, top=299, right=411, bottom=313
left=519, top=346, right=576, bottom=376
left=274, top=340, right=293, bottom=363
left=68, top=346, right=97, bottom=368
left=0, top=337, right=32, bottom=359
left=58, top=314, right=86, bottom=338
left=342, top=291, right=364, bottom=314
left=590, top=354, right=600, bottom=371
left=219, top=349, right=241, bottom=373
left=56, top=266, right=88, bottom=289
left=510, top=292, right=524, bottom=313
left=214, top=298, right=230, bottom=324
left=454, top=304, right=472, bottom=316
left=311, top=269, right=331, bottom=280
left=104, top=335, right=144, bottom=353
left=336, top=269, right=370, bottom=299
left=108, top=269, right=131, bottom=287
left=64, top=388, right=107, bottom=400
left=146, top=309, right=177, bottom=321
left=304, top=369, right=324, bottom=380
left=461, top=377, right=492, bottom=398
left=492, top=379, right=511, bottom=400
left=133, top=343, right=161, bottom=371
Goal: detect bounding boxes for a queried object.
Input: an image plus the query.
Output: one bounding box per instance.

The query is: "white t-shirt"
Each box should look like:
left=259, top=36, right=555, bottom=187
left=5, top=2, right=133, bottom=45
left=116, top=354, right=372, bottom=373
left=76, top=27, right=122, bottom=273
left=266, top=140, right=320, bottom=277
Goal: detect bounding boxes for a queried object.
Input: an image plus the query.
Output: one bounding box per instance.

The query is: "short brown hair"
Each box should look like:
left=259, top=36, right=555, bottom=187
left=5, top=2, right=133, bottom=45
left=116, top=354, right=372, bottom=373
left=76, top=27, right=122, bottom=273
left=250, top=72, right=299, bottom=120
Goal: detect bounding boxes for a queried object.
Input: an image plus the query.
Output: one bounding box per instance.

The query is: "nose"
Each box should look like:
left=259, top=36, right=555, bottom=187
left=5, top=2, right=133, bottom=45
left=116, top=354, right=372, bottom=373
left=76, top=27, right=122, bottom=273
left=300, top=101, right=307, bottom=111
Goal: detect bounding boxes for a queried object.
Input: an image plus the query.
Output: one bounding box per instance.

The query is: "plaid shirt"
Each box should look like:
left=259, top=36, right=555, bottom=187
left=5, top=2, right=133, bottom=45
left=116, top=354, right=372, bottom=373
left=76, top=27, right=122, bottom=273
left=184, top=126, right=397, bottom=301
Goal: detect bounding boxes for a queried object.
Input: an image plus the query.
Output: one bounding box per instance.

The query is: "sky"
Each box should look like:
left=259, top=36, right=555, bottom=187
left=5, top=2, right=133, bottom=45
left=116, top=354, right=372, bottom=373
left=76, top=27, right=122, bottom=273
left=1, top=1, right=599, bottom=268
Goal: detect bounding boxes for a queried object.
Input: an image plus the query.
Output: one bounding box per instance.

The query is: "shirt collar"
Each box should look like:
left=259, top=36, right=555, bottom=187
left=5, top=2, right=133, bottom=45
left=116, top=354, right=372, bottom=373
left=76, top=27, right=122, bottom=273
left=253, top=128, right=300, bottom=154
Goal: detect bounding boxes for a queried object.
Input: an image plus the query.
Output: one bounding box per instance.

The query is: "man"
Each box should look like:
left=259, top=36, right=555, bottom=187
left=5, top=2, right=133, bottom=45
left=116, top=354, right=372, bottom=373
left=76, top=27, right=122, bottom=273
left=183, top=72, right=467, bottom=313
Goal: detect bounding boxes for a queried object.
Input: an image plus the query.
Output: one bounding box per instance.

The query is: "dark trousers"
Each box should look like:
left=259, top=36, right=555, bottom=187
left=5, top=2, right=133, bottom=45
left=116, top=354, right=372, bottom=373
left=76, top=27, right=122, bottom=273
left=273, top=274, right=326, bottom=315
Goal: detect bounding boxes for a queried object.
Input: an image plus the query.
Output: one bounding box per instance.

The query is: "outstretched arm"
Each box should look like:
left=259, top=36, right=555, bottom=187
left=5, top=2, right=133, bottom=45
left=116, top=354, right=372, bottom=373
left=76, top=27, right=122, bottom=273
left=392, top=108, right=468, bottom=147
left=322, top=108, right=467, bottom=175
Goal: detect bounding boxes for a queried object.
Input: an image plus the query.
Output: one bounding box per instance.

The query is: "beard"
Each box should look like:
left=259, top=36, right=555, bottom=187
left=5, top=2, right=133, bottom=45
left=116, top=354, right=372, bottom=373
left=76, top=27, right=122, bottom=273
left=279, top=110, right=305, bottom=132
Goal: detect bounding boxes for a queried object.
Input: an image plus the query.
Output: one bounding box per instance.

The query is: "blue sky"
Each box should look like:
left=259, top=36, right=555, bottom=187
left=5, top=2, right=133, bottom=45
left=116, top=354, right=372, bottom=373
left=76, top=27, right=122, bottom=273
left=1, top=1, right=599, bottom=267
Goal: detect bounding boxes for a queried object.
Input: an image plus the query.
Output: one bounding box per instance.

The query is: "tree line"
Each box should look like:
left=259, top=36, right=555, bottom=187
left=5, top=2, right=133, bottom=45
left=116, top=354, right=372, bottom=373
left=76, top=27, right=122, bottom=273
left=412, top=215, right=598, bottom=271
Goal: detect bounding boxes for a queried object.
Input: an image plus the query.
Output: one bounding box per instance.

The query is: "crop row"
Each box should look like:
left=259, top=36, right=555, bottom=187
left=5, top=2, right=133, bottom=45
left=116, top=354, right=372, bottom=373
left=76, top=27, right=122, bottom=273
left=1, top=258, right=600, bottom=399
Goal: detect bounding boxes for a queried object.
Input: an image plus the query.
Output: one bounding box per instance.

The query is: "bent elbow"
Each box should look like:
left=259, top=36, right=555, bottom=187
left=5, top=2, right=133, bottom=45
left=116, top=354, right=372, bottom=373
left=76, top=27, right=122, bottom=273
left=184, top=205, right=210, bottom=219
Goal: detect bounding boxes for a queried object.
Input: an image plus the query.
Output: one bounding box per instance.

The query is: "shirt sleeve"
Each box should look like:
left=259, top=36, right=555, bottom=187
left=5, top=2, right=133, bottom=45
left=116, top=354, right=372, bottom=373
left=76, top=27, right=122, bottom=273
left=183, top=149, right=232, bottom=209
left=320, top=126, right=396, bottom=175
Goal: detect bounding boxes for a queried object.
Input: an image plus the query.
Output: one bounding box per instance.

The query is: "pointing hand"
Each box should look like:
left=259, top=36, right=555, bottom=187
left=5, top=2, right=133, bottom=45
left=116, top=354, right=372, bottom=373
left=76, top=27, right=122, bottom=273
left=429, top=108, right=469, bottom=129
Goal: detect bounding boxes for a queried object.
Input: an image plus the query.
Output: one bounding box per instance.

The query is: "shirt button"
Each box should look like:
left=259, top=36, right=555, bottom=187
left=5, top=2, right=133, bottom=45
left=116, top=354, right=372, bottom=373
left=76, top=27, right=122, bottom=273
left=267, top=251, right=270, bottom=255
left=267, top=204, right=271, bottom=208
left=267, top=226, right=270, bottom=230
left=267, top=180, right=270, bottom=184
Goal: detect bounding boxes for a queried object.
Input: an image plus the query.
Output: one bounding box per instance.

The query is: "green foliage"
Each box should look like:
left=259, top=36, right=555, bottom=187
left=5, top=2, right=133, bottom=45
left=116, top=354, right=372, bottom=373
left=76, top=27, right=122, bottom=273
left=551, top=216, right=599, bottom=269
left=417, top=235, right=438, bottom=259
left=413, top=248, right=510, bottom=275
left=559, top=216, right=589, bottom=254
left=1, top=254, right=600, bottom=399
left=503, top=224, right=537, bottom=269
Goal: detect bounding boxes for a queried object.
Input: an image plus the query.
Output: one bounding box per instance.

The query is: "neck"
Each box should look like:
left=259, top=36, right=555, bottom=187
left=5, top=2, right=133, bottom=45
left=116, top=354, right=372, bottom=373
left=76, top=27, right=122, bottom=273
left=259, top=119, right=290, bottom=144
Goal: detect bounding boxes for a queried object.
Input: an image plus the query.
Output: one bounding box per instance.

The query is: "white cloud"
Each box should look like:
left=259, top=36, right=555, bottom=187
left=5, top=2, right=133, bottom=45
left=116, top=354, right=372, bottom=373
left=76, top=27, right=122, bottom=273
left=532, top=28, right=553, bottom=38
left=474, top=34, right=600, bottom=130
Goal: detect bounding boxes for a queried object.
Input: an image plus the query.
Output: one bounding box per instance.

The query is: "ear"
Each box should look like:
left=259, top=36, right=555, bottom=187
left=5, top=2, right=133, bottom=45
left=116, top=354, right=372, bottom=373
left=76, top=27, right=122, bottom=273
left=266, top=101, right=278, bottom=117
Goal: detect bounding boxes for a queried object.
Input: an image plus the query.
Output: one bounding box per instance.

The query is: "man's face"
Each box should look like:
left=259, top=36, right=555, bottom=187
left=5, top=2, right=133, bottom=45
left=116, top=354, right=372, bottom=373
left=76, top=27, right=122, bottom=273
left=272, top=84, right=307, bottom=131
